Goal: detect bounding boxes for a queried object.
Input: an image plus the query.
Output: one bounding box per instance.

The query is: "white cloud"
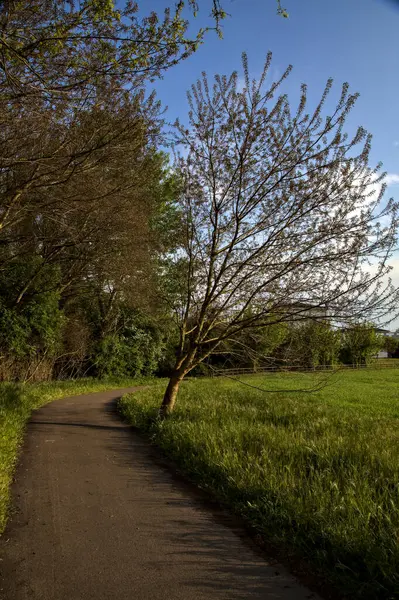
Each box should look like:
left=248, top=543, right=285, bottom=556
left=394, top=141, right=399, bottom=147
left=367, top=254, right=399, bottom=332
left=386, top=256, right=399, bottom=289
left=385, top=173, right=399, bottom=187
left=384, top=256, right=399, bottom=331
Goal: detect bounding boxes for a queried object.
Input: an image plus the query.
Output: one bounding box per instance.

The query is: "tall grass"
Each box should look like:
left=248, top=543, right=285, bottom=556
left=119, top=370, right=399, bottom=599
left=0, top=377, right=149, bottom=534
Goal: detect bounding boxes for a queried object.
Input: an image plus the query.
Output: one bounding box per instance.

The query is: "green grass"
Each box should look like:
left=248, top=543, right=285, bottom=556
left=0, top=376, right=152, bottom=534
left=119, top=369, right=399, bottom=599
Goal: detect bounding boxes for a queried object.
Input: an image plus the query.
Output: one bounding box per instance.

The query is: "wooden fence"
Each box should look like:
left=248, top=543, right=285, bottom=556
left=207, top=359, right=399, bottom=378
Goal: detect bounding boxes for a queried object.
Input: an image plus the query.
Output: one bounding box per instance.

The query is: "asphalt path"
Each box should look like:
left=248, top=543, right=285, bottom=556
left=0, top=387, right=321, bottom=600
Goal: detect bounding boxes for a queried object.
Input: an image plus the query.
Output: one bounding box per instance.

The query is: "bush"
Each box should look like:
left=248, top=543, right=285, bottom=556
left=287, top=321, right=341, bottom=368
left=92, top=311, right=165, bottom=379
left=340, top=324, right=384, bottom=366
left=0, top=259, right=64, bottom=380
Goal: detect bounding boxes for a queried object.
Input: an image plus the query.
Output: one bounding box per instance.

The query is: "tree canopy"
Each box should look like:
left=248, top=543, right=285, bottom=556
left=0, top=0, right=181, bottom=380
left=0, top=1, right=289, bottom=101
left=159, top=53, right=398, bottom=415
left=0, top=0, right=396, bottom=399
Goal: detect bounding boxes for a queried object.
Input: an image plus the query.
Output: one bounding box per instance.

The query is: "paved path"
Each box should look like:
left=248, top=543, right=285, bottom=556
left=0, top=388, right=321, bottom=600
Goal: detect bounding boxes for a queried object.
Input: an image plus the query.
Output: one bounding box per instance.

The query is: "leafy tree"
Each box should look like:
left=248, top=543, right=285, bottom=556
left=0, top=1, right=203, bottom=100
left=0, top=1, right=289, bottom=100
left=0, top=258, right=64, bottom=379
left=208, top=319, right=288, bottom=371
left=0, top=88, right=173, bottom=380
left=159, top=54, right=399, bottom=415
left=90, top=308, right=165, bottom=379
left=0, top=92, right=165, bottom=299
left=340, top=324, right=384, bottom=366
left=383, top=336, right=399, bottom=357
left=0, top=0, right=197, bottom=332
left=283, top=321, right=341, bottom=369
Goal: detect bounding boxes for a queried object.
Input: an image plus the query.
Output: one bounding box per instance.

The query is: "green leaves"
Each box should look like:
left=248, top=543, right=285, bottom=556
left=277, top=0, right=289, bottom=18
left=85, top=0, right=117, bottom=21
left=0, top=259, right=63, bottom=360
left=92, top=311, right=164, bottom=378
left=340, top=324, right=385, bottom=366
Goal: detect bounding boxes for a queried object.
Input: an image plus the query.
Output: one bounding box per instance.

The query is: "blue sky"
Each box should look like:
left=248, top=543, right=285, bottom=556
left=154, top=0, right=399, bottom=170
left=150, top=0, right=399, bottom=328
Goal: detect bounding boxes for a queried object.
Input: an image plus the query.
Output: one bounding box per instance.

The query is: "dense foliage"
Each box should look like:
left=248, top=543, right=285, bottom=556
left=0, top=2, right=395, bottom=389
left=200, top=320, right=385, bottom=372
left=339, top=324, right=386, bottom=366
left=0, top=1, right=189, bottom=381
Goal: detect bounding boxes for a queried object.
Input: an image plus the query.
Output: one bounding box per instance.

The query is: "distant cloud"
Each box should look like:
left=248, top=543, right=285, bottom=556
left=394, top=141, right=399, bottom=147
left=367, top=253, right=399, bottom=332
left=385, top=173, right=399, bottom=186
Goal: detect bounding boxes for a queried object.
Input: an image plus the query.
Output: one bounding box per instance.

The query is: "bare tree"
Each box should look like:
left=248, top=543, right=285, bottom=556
left=160, top=53, right=399, bottom=416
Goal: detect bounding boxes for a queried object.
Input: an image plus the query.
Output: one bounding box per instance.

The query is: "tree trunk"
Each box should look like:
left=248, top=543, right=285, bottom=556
left=159, top=372, right=185, bottom=418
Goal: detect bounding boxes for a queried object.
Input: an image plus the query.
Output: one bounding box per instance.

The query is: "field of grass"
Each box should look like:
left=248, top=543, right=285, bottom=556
left=119, top=369, right=399, bottom=599
left=0, top=377, right=151, bottom=534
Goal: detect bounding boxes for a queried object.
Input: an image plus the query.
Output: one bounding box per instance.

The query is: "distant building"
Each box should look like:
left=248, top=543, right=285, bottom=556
left=372, top=328, right=393, bottom=359
left=275, top=301, right=329, bottom=324
left=374, top=327, right=392, bottom=337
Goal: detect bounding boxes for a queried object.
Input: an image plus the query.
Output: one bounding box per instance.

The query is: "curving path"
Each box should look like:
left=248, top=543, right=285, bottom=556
left=0, top=387, right=321, bottom=600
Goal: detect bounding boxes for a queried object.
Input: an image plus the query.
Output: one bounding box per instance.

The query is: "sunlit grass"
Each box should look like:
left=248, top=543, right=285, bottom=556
left=119, top=369, right=399, bottom=599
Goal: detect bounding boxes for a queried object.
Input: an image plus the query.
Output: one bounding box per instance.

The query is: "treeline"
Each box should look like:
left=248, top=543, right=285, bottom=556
left=0, top=0, right=188, bottom=382
left=204, top=321, right=399, bottom=372
left=1, top=2, right=398, bottom=384
left=0, top=62, right=178, bottom=380
left=0, top=84, right=178, bottom=380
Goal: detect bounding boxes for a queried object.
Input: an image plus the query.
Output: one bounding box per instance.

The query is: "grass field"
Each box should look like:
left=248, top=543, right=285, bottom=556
left=119, top=369, right=399, bottom=599
left=0, top=377, right=151, bottom=534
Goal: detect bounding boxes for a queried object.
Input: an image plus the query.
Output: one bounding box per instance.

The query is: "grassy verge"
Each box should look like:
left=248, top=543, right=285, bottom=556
left=119, top=369, right=399, bottom=599
left=0, top=376, right=152, bottom=534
